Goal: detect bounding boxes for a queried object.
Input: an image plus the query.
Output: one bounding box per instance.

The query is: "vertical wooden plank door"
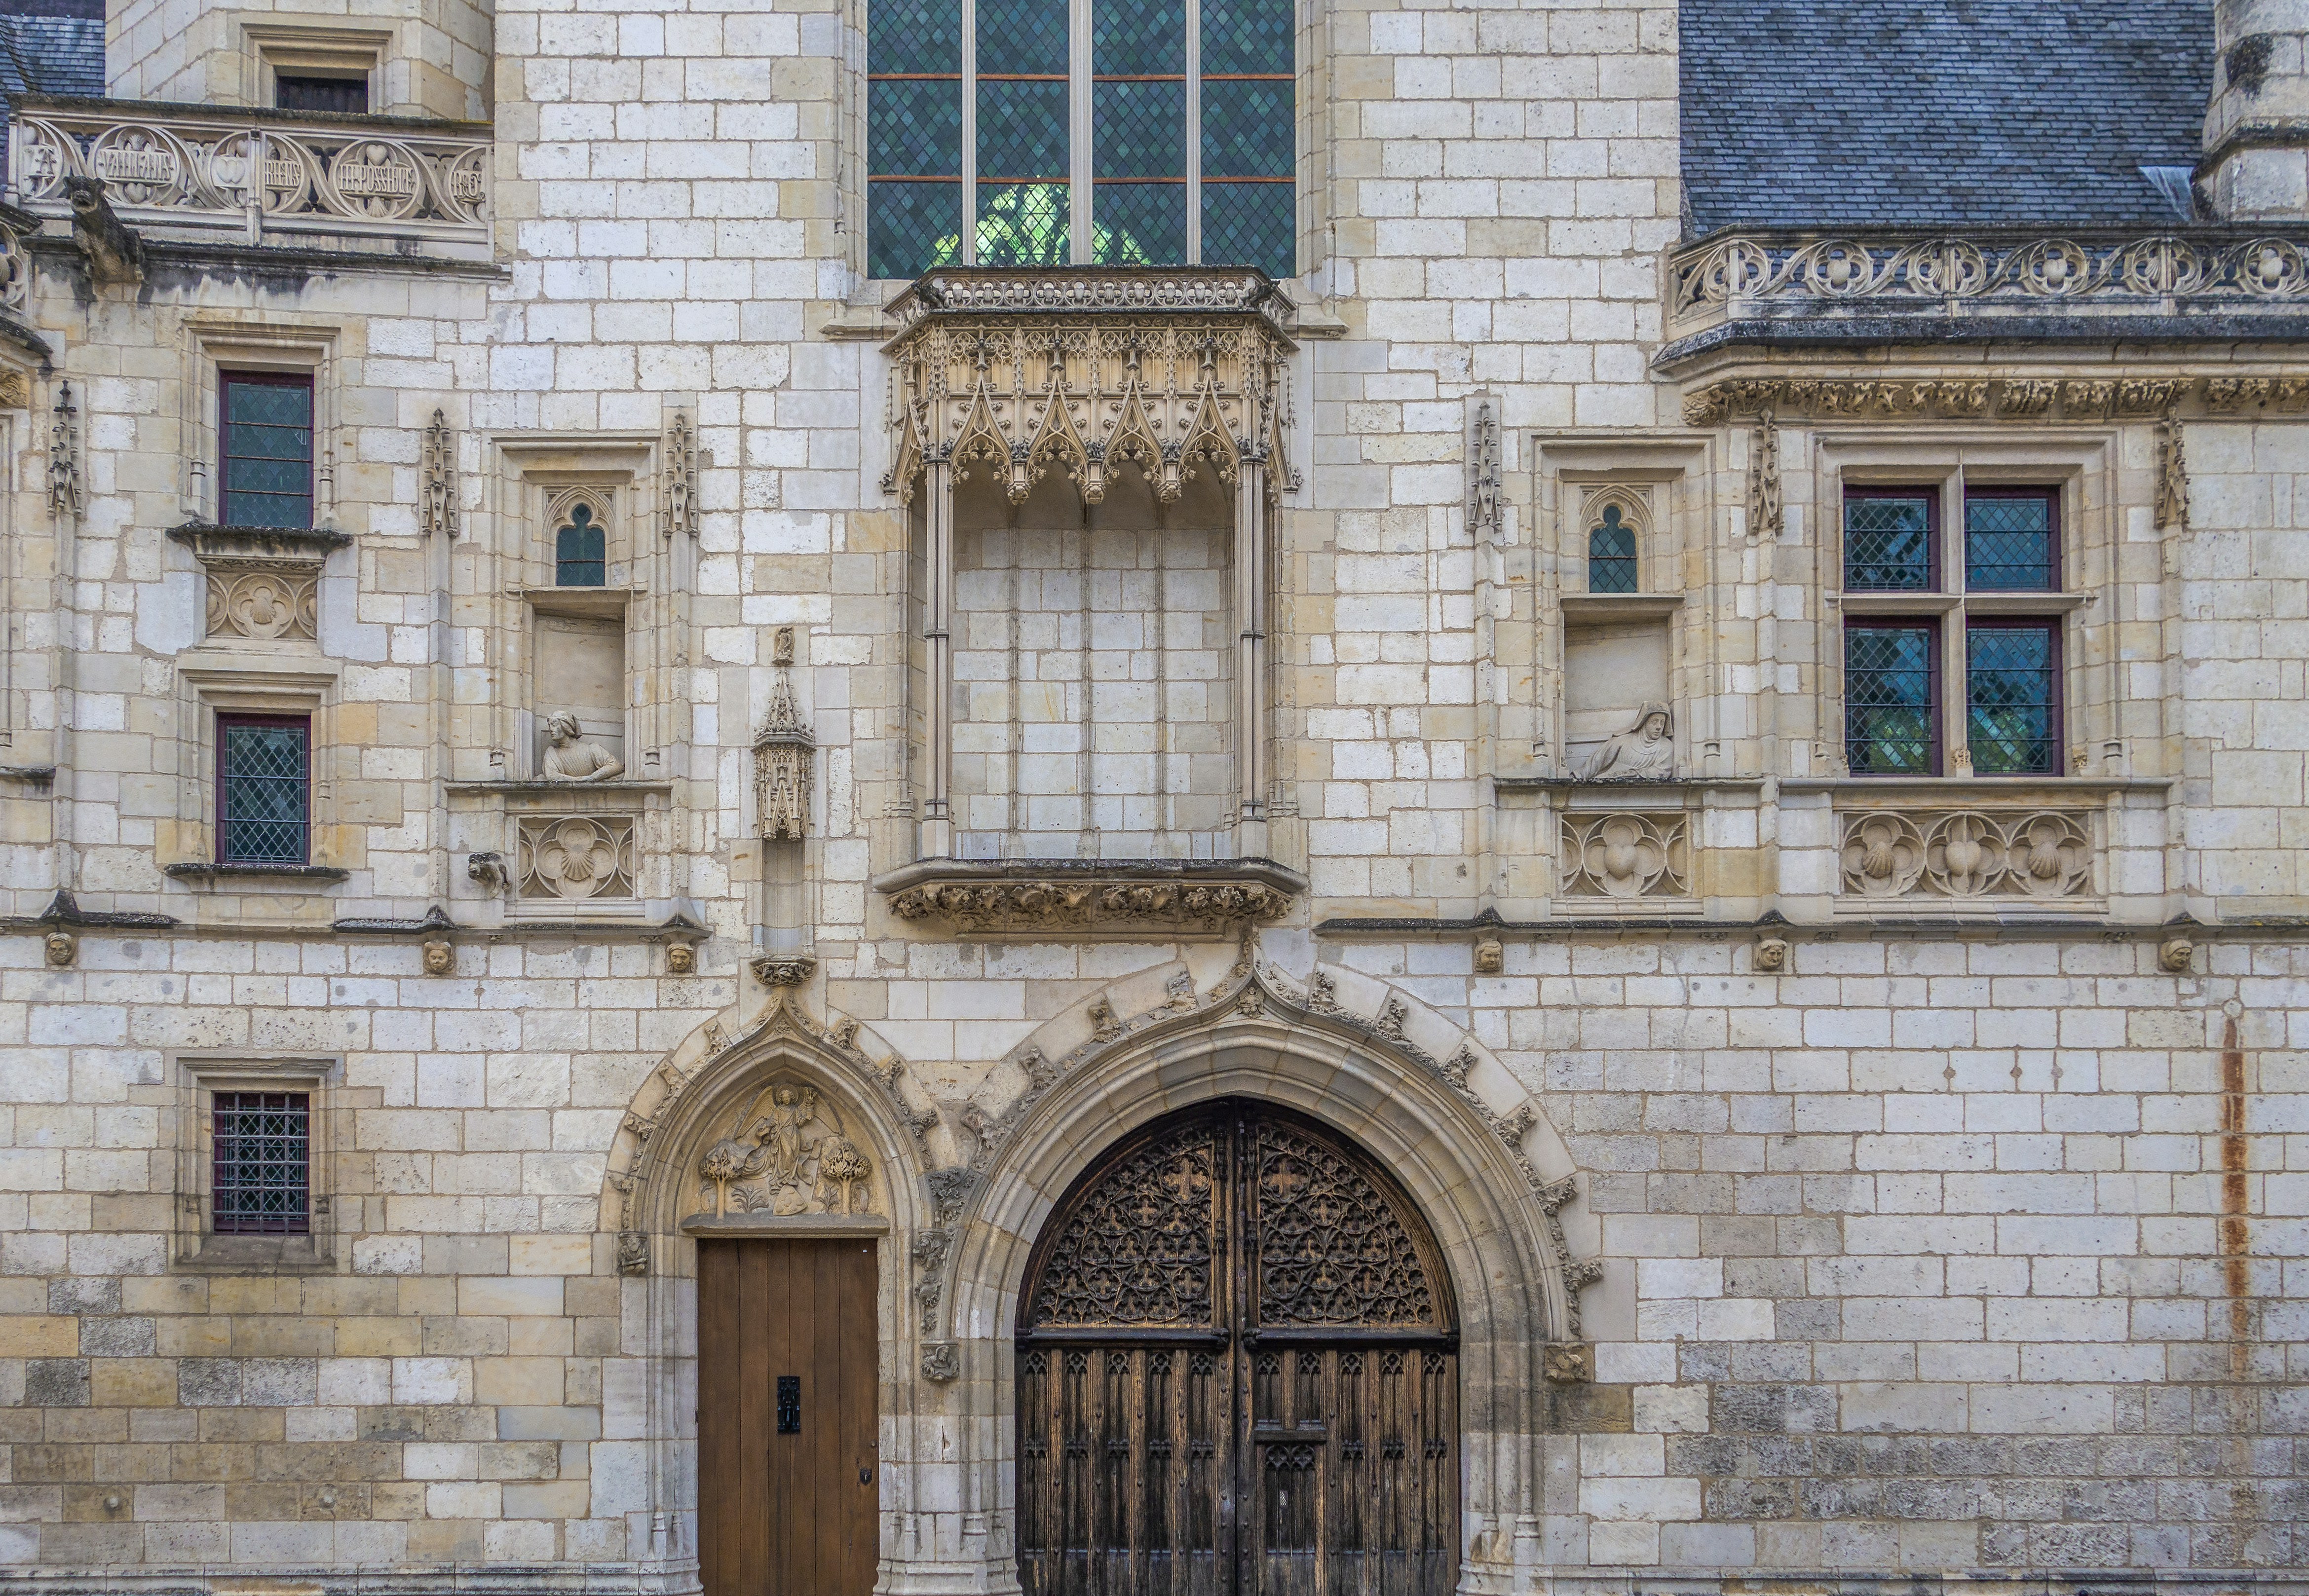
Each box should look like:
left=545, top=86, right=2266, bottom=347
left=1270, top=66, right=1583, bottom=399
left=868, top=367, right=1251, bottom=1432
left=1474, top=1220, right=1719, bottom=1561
left=698, top=1238, right=879, bottom=1596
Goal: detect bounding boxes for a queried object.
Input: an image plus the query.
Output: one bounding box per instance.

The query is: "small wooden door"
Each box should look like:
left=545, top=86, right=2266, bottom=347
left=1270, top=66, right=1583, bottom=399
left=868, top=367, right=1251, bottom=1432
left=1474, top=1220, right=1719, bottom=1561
left=1017, top=1101, right=1459, bottom=1595
left=697, top=1238, right=879, bottom=1596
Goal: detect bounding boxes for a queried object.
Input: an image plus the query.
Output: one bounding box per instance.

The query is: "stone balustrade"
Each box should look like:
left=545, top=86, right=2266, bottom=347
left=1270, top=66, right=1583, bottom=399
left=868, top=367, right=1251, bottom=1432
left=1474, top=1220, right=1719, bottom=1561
left=7, top=94, right=492, bottom=259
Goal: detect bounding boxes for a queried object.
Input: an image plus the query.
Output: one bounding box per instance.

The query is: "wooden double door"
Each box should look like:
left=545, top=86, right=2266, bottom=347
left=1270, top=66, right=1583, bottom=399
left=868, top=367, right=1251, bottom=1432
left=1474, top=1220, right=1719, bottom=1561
left=697, top=1238, right=879, bottom=1596
left=1017, top=1101, right=1460, bottom=1595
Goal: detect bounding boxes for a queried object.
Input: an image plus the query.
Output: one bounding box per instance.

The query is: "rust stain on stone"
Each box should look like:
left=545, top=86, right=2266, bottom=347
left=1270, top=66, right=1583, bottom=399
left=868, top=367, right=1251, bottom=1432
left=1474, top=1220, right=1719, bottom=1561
left=2219, top=1014, right=2251, bottom=1376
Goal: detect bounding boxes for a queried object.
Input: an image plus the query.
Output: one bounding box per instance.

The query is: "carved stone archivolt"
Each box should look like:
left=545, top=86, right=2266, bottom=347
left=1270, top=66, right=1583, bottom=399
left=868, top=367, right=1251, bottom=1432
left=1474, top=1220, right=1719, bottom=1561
left=917, top=939, right=1601, bottom=1345
left=1559, top=812, right=1691, bottom=899
left=517, top=815, right=637, bottom=900
left=1838, top=808, right=2094, bottom=900
left=205, top=558, right=318, bottom=641
left=881, top=267, right=1298, bottom=507
left=696, top=1078, right=876, bottom=1217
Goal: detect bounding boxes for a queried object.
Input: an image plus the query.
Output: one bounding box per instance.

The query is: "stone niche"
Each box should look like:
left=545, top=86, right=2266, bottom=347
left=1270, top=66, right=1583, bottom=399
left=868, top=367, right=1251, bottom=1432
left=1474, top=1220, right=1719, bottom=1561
left=949, top=466, right=1237, bottom=861
left=530, top=604, right=627, bottom=776
left=1562, top=610, right=1672, bottom=775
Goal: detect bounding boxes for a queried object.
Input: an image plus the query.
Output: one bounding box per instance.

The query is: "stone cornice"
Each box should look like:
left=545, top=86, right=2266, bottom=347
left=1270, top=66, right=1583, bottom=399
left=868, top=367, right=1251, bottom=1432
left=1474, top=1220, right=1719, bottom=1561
left=1677, top=372, right=2306, bottom=426
left=882, top=264, right=1295, bottom=338
left=874, top=856, right=1306, bottom=939
left=1662, top=228, right=2309, bottom=365
left=166, top=522, right=353, bottom=561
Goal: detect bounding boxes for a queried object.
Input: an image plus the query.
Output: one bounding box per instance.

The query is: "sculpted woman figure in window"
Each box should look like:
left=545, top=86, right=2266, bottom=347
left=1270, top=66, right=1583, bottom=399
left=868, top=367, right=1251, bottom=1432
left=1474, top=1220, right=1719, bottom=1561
left=1578, top=702, right=1676, bottom=781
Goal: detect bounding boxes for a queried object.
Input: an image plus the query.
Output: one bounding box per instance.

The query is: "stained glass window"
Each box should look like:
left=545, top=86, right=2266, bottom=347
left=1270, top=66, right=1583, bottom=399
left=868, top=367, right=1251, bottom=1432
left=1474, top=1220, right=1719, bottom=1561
left=557, top=502, right=606, bottom=587
left=212, top=1091, right=310, bottom=1234
left=218, top=715, right=311, bottom=865
left=1845, top=624, right=1938, bottom=775
left=869, top=0, right=964, bottom=279
left=1844, top=489, right=1934, bottom=592
left=221, top=372, right=313, bottom=529
left=1589, top=504, right=1637, bottom=593
left=1964, top=489, right=2057, bottom=591
left=867, top=0, right=1292, bottom=277
left=1967, top=623, right=2058, bottom=774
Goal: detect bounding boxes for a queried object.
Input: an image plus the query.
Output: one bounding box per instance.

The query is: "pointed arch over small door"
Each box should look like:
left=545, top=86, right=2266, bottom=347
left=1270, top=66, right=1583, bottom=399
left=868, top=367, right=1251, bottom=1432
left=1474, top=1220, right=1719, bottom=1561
left=1015, top=1098, right=1459, bottom=1595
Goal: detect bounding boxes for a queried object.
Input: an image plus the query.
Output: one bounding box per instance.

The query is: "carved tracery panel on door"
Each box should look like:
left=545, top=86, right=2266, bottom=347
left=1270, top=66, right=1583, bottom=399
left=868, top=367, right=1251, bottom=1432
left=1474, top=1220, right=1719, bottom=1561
left=1017, top=1101, right=1459, bottom=1595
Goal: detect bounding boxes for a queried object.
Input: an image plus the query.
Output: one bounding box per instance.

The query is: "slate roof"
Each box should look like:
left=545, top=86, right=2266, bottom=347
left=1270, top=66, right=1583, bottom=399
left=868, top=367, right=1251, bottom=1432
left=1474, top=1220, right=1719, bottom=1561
left=1680, top=0, right=2214, bottom=235
left=0, top=0, right=103, bottom=179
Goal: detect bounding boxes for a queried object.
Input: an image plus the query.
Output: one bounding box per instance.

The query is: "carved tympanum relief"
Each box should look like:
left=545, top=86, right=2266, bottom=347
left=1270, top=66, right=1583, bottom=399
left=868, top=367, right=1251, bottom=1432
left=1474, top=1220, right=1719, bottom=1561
left=755, top=625, right=813, bottom=840
left=696, top=1078, right=876, bottom=1217
left=1559, top=812, right=1691, bottom=899
left=1577, top=702, right=1676, bottom=781
left=541, top=712, right=625, bottom=781
left=205, top=560, right=319, bottom=641
left=518, top=815, right=637, bottom=900
left=1839, top=809, right=2094, bottom=900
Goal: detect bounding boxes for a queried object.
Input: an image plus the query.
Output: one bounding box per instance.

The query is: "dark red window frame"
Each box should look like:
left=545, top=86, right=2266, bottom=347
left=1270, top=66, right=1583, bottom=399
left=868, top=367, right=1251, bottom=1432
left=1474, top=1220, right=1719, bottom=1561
left=219, top=369, right=315, bottom=530
left=1961, top=484, right=2062, bottom=592
left=1842, top=483, right=1941, bottom=593
left=215, top=712, right=312, bottom=865
left=1964, top=616, right=2065, bottom=777
left=1844, top=617, right=1943, bottom=777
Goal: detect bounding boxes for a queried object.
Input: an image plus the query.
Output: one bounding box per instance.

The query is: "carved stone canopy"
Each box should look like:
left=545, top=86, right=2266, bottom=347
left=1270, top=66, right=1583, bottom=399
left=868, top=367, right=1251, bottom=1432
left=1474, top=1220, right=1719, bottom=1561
left=881, top=266, right=1300, bottom=508
left=695, top=1076, right=876, bottom=1219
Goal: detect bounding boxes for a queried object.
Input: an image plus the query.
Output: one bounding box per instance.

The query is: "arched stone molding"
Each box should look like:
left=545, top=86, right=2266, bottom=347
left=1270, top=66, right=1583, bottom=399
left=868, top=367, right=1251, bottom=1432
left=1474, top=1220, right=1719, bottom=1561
left=920, top=946, right=1597, bottom=1593
left=598, top=996, right=950, bottom=1586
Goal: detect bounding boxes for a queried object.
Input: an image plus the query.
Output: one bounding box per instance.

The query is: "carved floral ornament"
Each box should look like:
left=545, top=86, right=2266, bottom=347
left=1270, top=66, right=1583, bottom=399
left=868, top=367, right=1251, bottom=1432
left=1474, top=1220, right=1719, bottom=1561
left=517, top=815, right=636, bottom=900
left=204, top=557, right=319, bottom=641
left=881, top=270, right=1299, bottom=508
left=1838, top=808, right=2094, bottom=900
left=888, top=876, right=1293, bottom=937
left=1671, top=233, right=2309, bottom=322
left=1559, top=812, right=1690, bottom=899
left=1679, top=373, right=2244, bottom=427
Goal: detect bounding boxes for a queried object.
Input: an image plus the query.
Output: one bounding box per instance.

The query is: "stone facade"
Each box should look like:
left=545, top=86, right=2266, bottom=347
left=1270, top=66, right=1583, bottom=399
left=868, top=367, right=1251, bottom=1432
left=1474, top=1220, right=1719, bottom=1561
left=0, top=0, right=2303, bottom=1592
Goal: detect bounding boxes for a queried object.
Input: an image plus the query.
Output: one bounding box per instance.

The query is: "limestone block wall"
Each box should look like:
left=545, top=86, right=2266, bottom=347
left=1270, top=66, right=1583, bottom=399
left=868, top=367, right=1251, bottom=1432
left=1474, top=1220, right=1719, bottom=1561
left=108, top=0, right=493, bottom=119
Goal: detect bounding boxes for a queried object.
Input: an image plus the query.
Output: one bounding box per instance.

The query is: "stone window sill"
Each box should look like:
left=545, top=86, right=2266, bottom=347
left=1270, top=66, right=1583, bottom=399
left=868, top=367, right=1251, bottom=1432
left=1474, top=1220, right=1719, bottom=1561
left=176, top=1233, right=335, bottom=1274
left=163, top=861, right=350, bottom=884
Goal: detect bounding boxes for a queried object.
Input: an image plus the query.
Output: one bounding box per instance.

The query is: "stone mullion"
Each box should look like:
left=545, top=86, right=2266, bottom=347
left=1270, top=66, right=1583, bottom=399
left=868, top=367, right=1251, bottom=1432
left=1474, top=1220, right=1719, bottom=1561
left=1235, top=454, right=1270, bottom=857
left=921, top=455, right=956, bottom=858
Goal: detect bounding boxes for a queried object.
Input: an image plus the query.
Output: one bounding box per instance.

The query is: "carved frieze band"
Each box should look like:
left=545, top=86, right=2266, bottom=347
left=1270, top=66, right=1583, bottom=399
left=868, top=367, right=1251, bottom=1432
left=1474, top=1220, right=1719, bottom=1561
left=888, top=877, right=1293, bottom=937
left=1558, top=813, right=1691, bottom=900
left=1838, top=809, right=2094, bottom=901
left=1680, top=374, right=2247, bottom=427
left=1673, top=233, right=2309, bottom=322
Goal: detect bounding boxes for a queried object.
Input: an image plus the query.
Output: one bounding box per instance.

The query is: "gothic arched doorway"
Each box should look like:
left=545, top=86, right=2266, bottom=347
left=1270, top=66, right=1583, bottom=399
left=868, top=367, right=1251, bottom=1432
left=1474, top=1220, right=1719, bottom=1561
left=1016, top=1099, right=1460, bottom=1594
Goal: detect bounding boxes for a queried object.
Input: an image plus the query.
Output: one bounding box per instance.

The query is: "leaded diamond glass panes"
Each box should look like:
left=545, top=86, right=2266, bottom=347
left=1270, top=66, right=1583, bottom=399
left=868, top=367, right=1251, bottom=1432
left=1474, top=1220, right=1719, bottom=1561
left=1845, top=624, right=1937, bottom=775
left=218, top=716, right=311, bottom=865
left=1093, top=0, right=1185, bottom=264
left=868, top=0, right=963, bottom=278
left=1964, top=489, right=2057, bottom=591
left=212, top=1090, right=310, bottom=1234
left=1967, top=622, right=2059, bottom=775
left=977, top=0, right=1070, bottom=269
left=1844, top=489, right=1934, bottom=592
left=1589, top=504, right=1638, bottom=593
left=556, top=502, right=606, bottom=587
left=221, top=372, right=313, bottom=529
left=1200, top=0, right=1291, bottom=279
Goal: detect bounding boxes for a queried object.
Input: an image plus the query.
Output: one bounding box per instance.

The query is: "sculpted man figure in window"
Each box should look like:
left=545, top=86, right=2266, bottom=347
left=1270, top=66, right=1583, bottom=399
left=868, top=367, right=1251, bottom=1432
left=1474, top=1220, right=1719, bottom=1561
left=1578, top=702, right=1676, bottom=781
left=541, top=711, right=624, bottom=781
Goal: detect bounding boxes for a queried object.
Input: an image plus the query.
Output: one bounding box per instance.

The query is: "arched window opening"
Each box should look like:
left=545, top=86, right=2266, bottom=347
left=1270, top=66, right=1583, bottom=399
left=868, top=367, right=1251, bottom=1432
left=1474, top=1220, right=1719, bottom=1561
left=868, top=0, right=1294, bottom=279
left=555, top=502, right=606, bottom=587
left=1589, top=503, right=1638, bottom=593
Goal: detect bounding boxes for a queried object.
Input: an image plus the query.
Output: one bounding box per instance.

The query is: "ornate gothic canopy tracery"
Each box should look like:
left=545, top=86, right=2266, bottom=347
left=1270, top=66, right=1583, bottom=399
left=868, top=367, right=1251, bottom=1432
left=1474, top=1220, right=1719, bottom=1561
left=880, top=266, right=1300, bottom=507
